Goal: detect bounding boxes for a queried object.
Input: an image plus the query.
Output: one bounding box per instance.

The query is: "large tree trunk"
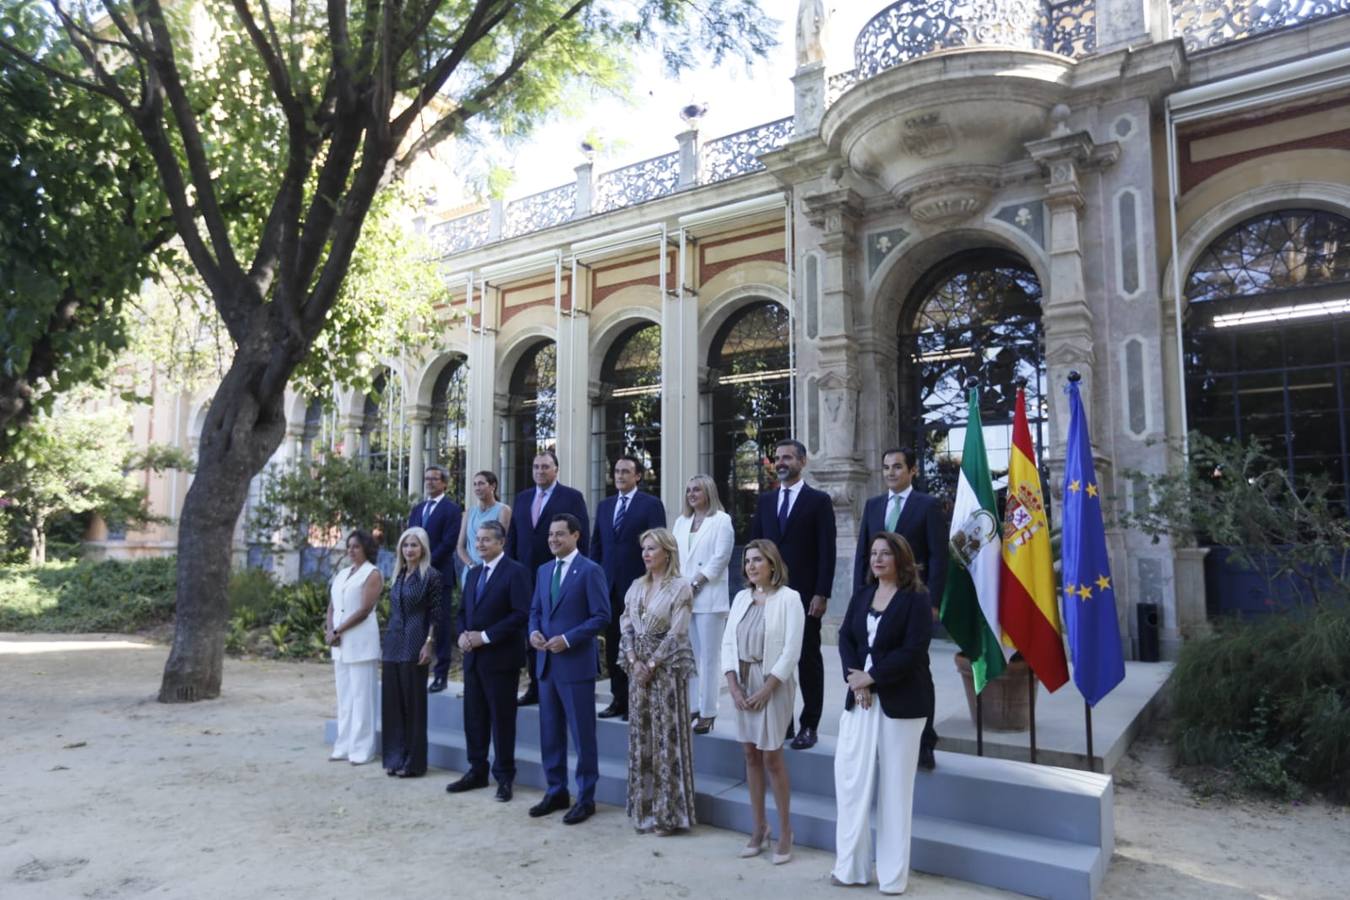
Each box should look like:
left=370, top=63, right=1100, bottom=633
left=158, top=328, right=298, bottom=702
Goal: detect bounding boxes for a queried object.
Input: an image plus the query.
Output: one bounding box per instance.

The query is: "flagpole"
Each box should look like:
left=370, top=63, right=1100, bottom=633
left=964, top=374, right=986, bottom=759
left=1084, top=701, right=1095, bottom=773
left=1028, top=665, right=1038, bottom=765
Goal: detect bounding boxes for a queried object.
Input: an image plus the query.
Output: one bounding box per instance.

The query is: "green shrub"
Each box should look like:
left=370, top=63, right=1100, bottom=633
left=1170, top=602, right=1350, bottom=801
left=227, top=567, right=283, bottom=619
left=0, top=556, right=177, bottom=632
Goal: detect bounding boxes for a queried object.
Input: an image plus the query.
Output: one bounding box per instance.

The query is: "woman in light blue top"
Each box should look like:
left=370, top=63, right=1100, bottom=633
left=455, top=470, right=512, bottom=586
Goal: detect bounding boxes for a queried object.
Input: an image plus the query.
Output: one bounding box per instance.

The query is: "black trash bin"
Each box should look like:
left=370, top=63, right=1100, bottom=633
left=1136, top=602, right=1160, bottom=662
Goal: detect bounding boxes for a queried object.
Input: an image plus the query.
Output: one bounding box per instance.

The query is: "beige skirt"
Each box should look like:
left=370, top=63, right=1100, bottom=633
left=734, top=660, right=795, bottom=751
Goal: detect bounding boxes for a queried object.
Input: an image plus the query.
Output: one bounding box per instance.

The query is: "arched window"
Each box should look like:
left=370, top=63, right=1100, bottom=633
left=504, top=341, right=557, bottom=498
left=299, top=397, right=339, bottom=461
left=897, top=249, right=1046, bottom=503
left=360, top=369, right=409, bottom=486
left=593, top=323, right=662, bottom=500
left=426, top=356, right=470, bottom=503
left=704, top=301, right=793, bottom=545
left=1185, top=209, right=1350, bottom=506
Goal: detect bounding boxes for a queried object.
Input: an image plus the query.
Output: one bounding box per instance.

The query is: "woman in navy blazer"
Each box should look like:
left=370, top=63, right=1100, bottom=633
left=832, top=531, right=932, bottom=894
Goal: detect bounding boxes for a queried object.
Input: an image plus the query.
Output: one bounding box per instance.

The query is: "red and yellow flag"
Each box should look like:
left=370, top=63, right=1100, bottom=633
left=998, top=386, right=1069, bottom=691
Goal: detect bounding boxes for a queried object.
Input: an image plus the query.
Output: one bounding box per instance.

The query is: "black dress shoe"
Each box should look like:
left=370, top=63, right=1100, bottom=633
left=528, top=792, right=570, bottom=817
left=789, top=726, right=818, bottom=750
left=597, top=704, right=627, bottom=719
left=562, top=801, right=595, bottom=825
left=518, top=685, right=539, bottom=706
left=918, top=745, right=937, bottom=771
left=495, top=782, right=513, bottom=802
left=445, top=773, right=489, bottom=793
left=428, top=676, right=447, bottom=693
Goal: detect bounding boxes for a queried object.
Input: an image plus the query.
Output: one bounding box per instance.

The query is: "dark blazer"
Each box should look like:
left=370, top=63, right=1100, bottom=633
left=412, top=495, right=463, bottom=582
left=591, top=490, right=666, bottom=600
left=457, top=555, right=531, bottom=673
left=750, top=482, right=837, bottom=601
left=527, top=554, right=610, bottom=683
left=853, top=490, right=948, bottom=601
left=382, top=568, right=442, bottom=663
left=506, top=482, right=590, bottom=574
left=838, top=583, right=932, bottom=719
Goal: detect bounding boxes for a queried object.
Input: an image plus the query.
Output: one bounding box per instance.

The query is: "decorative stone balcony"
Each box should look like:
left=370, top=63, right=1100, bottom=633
left=1171, top=0, right=1350, bottom=53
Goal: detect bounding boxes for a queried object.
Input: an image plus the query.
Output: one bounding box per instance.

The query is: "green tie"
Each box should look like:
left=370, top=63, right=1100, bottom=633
left=550, top=560, right=563, bottom=607
left=885, top=494, right=903, bottom=532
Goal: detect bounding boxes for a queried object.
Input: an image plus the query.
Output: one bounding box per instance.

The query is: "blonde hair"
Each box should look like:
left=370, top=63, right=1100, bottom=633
left=639, top=527, right=682, bottom=581
left=743, top=539, right=789, bottom=590
left=394, top=527, right=433, bottom=579
left=680, top=474, right=724, bottom=518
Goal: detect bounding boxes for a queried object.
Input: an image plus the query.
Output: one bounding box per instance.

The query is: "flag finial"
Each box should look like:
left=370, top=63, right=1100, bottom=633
left=964, top=375, right=980, bottom=389
left=1067, top=370, right=1082, bottom=383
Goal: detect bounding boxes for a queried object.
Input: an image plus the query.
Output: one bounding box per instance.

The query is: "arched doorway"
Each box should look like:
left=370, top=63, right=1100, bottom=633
left=503, top=340, right=557, bottom=499
left=704, top=300, right=793, bottom=545
left=897, top=249, right=1046, bottom=503
left=426, top=355, right=470, bottom=503
left=1184, top=208, right=1350, bottom=507
left=592, top=322, right=662, bottom=500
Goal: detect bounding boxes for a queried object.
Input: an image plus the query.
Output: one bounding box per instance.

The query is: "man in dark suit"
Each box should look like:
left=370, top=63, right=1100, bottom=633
left=527, top=513, right=609, bottom=825
left=506, top=449, right=590, bottom=706
left=446, top=520, right=531, bottom=802
left=592, top=454, right=667, bottom=720
left=852, top=446, right=948, bottom=769
left=411, top=465, right=463, bottom=693
left=750, top=438, right=836, bottom=750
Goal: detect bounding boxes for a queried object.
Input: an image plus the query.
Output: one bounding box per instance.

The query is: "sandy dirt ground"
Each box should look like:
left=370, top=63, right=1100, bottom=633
left=1, top=634, right=1344, bottom=900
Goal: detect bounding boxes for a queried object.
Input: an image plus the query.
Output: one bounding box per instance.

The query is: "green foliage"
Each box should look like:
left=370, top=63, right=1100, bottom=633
left=225, top=568, right=348, bottom=660
left=1169, top=602, right=1350, bottom=801
left=1122, top=434, right=1350, bottom=604
left=0, top=556, right=177, bottom=632
left=248, top=453, right=410, bottom=564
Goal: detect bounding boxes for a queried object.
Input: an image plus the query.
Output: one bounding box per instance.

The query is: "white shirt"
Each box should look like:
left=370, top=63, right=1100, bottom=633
left=474, top=553, right=502, bottom=644
left=423, top=494, right=443, bottom=525
left=613, top=487, right=638, bottom=524
left=888, top=486, right=913, bottom=512
left=547, top=548, right=581, bottom=648
left=778, top=480, right=803, bottom=518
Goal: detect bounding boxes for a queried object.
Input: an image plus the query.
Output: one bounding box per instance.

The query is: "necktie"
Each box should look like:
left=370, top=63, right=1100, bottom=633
left=614, top=494, right=629, bottom=532
left=885, top=493, right=904, bottom=532
left=531, top=488, right=546, bottom=526
left=777, top=487, right=790, bottom=533
left=422, top=499, right=437, bottom=527
left=550, top=560, right=564, bottom=607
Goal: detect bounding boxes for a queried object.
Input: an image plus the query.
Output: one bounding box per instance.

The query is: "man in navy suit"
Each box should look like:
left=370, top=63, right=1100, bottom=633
left=506, top=450, right=590, bottom=706
left=592, top=454, right=667, bottom=720
left=411, top=465, right=463, bottom=693
left=852, top=446, right=948, bottom=769
left=446, top=520, right=531, bottom=802
left=750, top=438, right=837, bottom=750
left=527, top=513, right=609, bottom=825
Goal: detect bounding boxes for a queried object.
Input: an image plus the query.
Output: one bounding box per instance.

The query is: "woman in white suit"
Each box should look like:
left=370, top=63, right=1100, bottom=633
left=326, top=529, right=385, bottom=765
left=721, top=539, right=804, bottom=865
left=672, top=474, right=735, bottom=734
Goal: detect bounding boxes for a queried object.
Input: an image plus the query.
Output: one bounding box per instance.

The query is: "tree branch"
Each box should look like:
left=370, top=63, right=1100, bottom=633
left=230, top=0, right=302, bottom=121
left=0, top=35, right=127, bottom=105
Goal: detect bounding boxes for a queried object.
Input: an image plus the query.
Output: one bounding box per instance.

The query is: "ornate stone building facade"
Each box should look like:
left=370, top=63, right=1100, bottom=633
left=108, top=1, right=1350, bottom=661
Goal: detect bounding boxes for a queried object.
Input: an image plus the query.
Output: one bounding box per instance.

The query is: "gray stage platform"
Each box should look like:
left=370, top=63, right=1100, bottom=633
left=324, top=639, right=1173, bottom=899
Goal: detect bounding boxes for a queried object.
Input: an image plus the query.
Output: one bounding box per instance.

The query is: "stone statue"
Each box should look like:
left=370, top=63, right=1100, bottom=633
left=795, top=0, right=829, bottom=67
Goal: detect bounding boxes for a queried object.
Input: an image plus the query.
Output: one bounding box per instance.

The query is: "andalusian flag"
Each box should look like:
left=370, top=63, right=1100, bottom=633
left=940, top=388, right=1006, bottom=692
left=998, top=386, right=1069, bottom=691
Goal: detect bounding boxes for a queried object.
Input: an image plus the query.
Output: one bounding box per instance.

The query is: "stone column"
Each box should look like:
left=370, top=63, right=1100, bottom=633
left=338, top=416, right=362, bottom=459
left=467, top=290, right=499, bottom=485
left=793, top=61, right=826, bottom=139
left=284, top=423, right=305, bottom=465
left=574, top=161, right=594, bottom=217
left=677, top=129, right=700, bottom=189
left=1095, top=0, right=1152, bottom=50
left=406, top=404, right=431, bottom=496
left=556, top=280, right=591, bottom=499
left=801, top=187, right=870, bottom=618
left=661, top=255, right=699, bottom=522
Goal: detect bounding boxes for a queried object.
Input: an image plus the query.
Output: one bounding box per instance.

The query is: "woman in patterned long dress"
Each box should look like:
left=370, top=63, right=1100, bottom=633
left=618, top=527, right=697, bottom=835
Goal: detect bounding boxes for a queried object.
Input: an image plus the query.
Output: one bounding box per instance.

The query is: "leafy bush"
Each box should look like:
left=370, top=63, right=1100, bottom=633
left=1170, top=602, right=1350, bottom=801
left=0, top=556, right=177, bottom=632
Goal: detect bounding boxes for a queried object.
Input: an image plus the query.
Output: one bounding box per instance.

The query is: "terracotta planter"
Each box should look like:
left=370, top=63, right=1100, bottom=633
left=954, top=652, right=1036, bottom=732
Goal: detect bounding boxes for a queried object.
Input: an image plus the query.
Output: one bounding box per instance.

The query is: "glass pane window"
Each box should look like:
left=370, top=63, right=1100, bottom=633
left=503, top=341, right=557, bottom=499
left=593, top=324, right=662, bottom=498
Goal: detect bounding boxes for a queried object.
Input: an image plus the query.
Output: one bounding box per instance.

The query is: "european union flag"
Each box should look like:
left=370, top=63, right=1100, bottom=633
left=1061, top=376, right=1125, bottom=707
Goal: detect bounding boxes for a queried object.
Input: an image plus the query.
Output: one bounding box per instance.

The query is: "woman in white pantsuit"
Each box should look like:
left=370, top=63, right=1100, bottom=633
left=327, top=529, right=385, bottom=766
left=832, top=531, right=933, bottom=894
left=672, top=474, right=735, bottom=734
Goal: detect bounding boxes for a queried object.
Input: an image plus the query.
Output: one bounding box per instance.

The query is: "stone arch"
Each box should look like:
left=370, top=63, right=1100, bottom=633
left=588, top=303, right=660, bottom=386
left=698, top=281, right=791, bottom=370
left=412, top=342, right=471, bottom=408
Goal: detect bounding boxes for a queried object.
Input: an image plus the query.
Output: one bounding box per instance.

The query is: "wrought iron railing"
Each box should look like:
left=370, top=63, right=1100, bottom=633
left=503, top=183, right=576, bottom=238
left=428, top=209, right=489, bottom=255
left=701, top=117, right=794, bottom=183
left=1171, top=0, right=1350, bottom=53
left=594, top=152, right=680, bottom=213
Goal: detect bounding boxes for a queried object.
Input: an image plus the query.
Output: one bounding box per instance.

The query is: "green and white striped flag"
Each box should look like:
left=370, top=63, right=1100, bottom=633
left=940, top=388, right=1007, bottom=693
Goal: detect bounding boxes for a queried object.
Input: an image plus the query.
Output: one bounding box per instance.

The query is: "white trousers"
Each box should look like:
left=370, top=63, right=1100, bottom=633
left=687, top=611, right=728, bottom=718
left=833, top=704, right=925, bottom=894
left=333, top=659, right=379, bottom=763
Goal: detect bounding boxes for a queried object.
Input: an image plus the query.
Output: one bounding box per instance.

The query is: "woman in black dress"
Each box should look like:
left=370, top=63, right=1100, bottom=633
left=382, top=526, right=442, bottom=777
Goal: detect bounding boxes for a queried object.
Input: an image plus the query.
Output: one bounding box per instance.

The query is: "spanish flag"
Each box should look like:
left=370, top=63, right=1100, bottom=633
left=998, top=386, right=1069, bottom=691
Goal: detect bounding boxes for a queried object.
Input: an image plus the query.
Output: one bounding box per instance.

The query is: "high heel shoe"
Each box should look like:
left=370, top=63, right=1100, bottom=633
left=771, top=831, right=793, bottom=865
left=693, top=716, right=715, bottom=734
left=739, top=828, right=771, bottom=858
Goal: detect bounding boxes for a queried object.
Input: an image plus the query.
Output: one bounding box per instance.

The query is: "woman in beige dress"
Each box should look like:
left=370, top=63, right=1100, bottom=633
left=720, top=539, right=804, bottom=864
left=619, top=527, right=697, bottom=835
